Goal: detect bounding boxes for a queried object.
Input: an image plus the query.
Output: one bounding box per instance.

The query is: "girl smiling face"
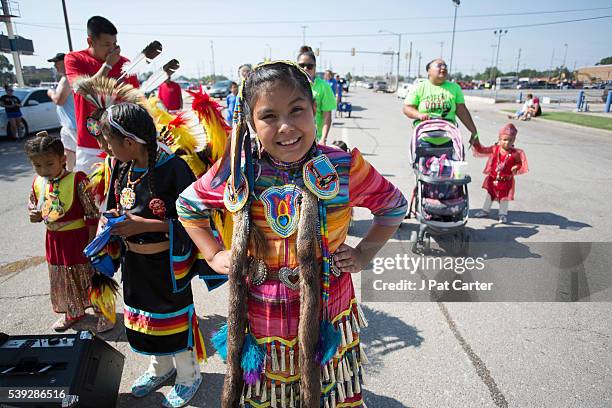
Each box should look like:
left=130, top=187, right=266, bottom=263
left=251, top=82, right=316, bottom=163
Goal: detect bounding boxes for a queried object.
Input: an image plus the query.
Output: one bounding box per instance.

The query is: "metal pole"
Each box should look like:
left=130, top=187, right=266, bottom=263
left=562, top=43, right=568, bottom=69
left=493, top=30, right=506, bottom=102
left=516, top=48, right=521, bottom=76
left=210, top=40, right=215, bottom=80
left=1, top=0, right=24, bottom=86
left=548, top=48, right=555, bottom=87
left=61, top=0, right=73, bottom=51
left=301, top=25, right=308, bottom=45
left=439, top=41, right=444, bottom=58
left=407, top=41, right=412, bottom=80
left=417, top=52, right=422, bottom=78
left=449, top=0, right=460, bottom=74
left=396, top=34, right=401, bottom=88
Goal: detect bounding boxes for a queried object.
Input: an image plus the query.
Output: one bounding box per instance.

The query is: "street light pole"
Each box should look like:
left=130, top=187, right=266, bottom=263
left=210, top=40, right=215, bottom=80
left=61, top=0, right=73, bottom=51
left=407, top=41, right=413, bottom=80
left=449, top=0, right=460, bottom=75
left=493, top=29, right=508, bottom=101
left=378, top=29, right=402, bottom=90
left=397, top=33, right=401, bottom=85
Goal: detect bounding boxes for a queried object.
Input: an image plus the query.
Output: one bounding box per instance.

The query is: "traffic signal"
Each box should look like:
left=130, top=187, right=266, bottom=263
left=351, top=48, right=355, bottom=56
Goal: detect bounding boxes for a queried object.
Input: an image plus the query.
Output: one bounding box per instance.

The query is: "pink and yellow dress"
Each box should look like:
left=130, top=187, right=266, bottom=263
left=178, top=145, right=407, bottom=407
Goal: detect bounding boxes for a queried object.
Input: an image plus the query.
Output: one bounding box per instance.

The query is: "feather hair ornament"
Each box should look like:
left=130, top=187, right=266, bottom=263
left=119, top=40, right=162, bottom=81
left=140, top=59, right=180, bottom=94
left=185, top=89, right=230, bottom=163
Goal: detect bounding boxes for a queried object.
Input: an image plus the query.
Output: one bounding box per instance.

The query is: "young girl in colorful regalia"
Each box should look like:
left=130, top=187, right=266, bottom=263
left=25, top=132, right=112, bottom=332
left=471, top=123, right=528, bottom=224
left=98, top=103, right=207, bottom=408
left=177, top=61, right=408, bottom=408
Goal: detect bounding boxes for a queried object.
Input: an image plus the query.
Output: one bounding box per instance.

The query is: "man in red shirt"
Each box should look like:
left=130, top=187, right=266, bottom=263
left=65, top=16, right=139, bottom=173
left=158, top=74, right=183, bottom=111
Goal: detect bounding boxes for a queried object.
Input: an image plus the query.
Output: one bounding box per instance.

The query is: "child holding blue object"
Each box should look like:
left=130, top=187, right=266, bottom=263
left=98, top=103, right=206, bottom=408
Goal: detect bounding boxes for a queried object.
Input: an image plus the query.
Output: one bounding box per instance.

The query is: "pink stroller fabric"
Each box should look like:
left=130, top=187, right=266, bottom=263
left=410, top=119, right=464, bottom=164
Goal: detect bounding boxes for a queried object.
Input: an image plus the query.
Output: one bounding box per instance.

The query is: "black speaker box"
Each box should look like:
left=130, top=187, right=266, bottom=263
left=0, top=331, right=124, bottom=407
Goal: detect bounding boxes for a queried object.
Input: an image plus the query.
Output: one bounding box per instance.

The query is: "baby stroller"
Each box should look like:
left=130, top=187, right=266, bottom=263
left=406, top=119, right=471, bottom=255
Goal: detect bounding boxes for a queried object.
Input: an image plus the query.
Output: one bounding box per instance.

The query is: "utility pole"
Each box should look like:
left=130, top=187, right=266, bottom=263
left=449, top=0, right=461, bottom=74
left=301, top=25, right=308, bottom=45
left=210, top=40, right=216, bottom=80
left=407, top=41, right=412, bottom=80
left=61, top=0, right=73, bottom=51
left=1, top=0, right=24, bottom=86
left=548, top=48, right=555, bottom=82
left=515, top=48, right=521, bottom=76
left=397, top=34, right=401, bottom=85
left=493, top=29, right=508, bottom=101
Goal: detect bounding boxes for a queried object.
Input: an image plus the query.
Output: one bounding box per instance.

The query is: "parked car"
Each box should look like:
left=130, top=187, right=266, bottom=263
left=373, top=81, right=387, bottom=92
left=0, top=87, right=61, bottom=140
left=176, top=80, right=191, bottom=90
left=208, top=80, right=232, bottom=99
left=365, top=82, right=374, bottom=89
left=396, top=83, right=411, bottom=99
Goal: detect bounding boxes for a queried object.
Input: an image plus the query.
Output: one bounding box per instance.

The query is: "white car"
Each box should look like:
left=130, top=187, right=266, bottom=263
left=396, top=83, right=412, bottom=99
left=0, top=87, right=61, bottom=140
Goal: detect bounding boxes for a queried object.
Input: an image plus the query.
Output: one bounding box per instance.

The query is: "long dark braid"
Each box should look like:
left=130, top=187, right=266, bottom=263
left=145, top=137, right=157, bottom=201
left=100, top=103, right=161, bottom=215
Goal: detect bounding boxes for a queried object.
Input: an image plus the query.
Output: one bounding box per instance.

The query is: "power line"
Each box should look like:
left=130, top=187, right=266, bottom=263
left=21, top=6, right=612, bottom=27
left=15, top=14, right=612, bottom=40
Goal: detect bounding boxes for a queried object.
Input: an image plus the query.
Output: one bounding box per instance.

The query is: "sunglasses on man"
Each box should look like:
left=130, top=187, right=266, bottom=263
left=298, top=63, right=315, bottom=70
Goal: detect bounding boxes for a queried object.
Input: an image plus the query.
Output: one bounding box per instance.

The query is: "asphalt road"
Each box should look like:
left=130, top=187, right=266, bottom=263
left=0, top=88, right=610, bottom=408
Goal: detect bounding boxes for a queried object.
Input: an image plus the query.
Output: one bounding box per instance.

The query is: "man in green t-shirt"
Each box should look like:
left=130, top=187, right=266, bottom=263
left=403, top=59, right=478, bottom=141
left=297, top=46, right=336, bottom=144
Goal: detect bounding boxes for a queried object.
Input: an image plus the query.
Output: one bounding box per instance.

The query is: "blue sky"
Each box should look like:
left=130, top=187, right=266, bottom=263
left=5, top=0, right=612, bottom=80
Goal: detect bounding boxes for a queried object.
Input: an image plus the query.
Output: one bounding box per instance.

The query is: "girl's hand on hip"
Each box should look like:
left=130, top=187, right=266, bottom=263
left=333, top=243, right=364, bottom=274
left=210, top=250, right=231, bottom=275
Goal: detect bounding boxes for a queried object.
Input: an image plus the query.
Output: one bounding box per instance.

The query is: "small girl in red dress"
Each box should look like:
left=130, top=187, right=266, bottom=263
left=471, top=123, right=528, bottom=223
left=26, top=132, right=111, bottom=332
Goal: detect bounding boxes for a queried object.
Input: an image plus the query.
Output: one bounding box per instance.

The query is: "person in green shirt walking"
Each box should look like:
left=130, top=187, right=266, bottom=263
left=403, top=58, right=478, bottom=142
left=297, top=46, right=336, bottom=144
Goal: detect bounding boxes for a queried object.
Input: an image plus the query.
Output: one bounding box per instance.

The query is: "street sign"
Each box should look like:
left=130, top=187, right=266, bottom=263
left=0, top=34, right=33, bottom=55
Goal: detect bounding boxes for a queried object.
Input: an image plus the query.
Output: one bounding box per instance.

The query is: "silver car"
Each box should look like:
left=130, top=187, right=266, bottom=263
left=0, top=87, right=61, bottom=140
